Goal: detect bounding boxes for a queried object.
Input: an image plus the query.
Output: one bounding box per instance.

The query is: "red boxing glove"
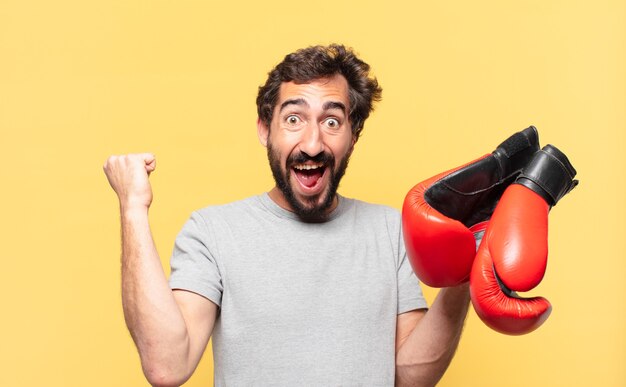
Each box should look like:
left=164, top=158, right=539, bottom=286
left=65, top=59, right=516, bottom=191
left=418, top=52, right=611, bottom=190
left=402, top=127, right=539, bottom=287
left=470, top=145, right=578, bottom=335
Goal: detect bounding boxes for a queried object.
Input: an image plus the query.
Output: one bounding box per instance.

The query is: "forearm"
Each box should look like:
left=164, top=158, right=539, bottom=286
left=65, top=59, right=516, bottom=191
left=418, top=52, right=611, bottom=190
left=120, top=206, right=191, bottom=386
left=395, top=283, right=470, bottom=387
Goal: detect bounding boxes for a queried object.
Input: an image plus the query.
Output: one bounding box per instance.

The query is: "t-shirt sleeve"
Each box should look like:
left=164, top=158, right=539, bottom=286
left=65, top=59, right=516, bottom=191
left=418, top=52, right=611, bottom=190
left=397, top=223, right=429, bottom=314
left=169, top=211, right=223, bottom=307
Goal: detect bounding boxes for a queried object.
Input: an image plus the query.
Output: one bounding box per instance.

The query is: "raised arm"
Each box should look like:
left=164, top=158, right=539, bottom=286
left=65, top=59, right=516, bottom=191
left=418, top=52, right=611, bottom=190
left=104, top=153, right=217, bottom=387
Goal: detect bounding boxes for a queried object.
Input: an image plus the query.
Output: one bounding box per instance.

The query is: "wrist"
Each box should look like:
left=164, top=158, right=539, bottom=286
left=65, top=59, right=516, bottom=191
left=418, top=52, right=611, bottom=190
left=120, top=202, right=150, bottom=219
left=439, top=283, right=471, bottom=306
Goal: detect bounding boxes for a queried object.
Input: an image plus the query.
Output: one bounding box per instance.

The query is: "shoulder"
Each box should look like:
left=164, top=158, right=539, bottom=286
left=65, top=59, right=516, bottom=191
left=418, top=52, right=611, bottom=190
left=174, top=195, right=267, bottom=238
left=339, top=197, right=406, bottom=263
left=193, top=195, right=264, bottom=221
left=340, top=196, right=401, bottom=228
left=175, top=195, right=267, bottom=247
left=343, top=196, right=400, bottom=216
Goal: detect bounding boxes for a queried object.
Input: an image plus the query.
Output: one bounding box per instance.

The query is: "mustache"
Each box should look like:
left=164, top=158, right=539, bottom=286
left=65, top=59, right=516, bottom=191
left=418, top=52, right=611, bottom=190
left=287, top=151, right=334, bottom=166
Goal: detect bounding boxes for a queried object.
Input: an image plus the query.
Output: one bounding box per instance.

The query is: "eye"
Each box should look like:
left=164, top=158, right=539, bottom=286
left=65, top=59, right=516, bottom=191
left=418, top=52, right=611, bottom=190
left=286, top=115, right=301, bottom=125
left=324, top=117, right=340, bottom=128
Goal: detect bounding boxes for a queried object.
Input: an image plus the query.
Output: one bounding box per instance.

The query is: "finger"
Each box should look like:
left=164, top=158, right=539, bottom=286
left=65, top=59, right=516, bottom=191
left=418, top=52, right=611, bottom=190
left=141, top=153, right=156, bottom=174
left=103, top=155, right=119, bottom=175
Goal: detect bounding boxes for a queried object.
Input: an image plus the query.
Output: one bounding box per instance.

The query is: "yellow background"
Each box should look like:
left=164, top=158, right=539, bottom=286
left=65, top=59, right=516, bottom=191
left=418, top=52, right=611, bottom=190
left=1, top=1, right=624, bottom=386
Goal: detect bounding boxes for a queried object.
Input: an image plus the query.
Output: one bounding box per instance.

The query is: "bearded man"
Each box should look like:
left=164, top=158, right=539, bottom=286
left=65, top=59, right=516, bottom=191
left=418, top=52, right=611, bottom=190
left=104, top=44, right=470, bottom=387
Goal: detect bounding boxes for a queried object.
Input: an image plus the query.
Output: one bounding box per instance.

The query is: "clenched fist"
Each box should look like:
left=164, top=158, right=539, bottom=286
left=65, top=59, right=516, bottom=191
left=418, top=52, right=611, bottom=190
left=103, top=153, right=156, bottom=210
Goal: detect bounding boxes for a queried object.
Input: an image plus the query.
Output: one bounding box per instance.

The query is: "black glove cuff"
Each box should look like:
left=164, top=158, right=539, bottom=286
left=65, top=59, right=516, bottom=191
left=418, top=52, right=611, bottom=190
left=515, top=144, right=579, bottom=206
left=493, top=126, right=540, bottom=177
left=425, top=126, right=540, bottom=227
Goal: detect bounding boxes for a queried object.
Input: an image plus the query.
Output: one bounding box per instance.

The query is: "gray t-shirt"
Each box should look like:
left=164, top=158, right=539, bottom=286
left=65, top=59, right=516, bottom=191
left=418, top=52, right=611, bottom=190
left=169, top=193, right=427, bottom=386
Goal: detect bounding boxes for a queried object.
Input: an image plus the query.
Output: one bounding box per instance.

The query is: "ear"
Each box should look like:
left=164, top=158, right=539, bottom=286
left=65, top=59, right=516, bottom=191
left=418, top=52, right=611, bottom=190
left=257, top=118, right=269, bottom=147
left=348, top=134, right=357, bottom=154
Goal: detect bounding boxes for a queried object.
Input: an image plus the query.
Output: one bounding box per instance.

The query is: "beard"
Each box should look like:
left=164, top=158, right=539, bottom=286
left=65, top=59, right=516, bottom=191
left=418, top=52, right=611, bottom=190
left=267, top=142, right=351, bottom=223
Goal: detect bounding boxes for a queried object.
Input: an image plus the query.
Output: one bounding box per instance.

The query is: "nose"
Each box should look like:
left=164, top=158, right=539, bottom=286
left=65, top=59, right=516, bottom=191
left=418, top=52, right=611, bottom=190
left=298, top=123, right=324, bottom=157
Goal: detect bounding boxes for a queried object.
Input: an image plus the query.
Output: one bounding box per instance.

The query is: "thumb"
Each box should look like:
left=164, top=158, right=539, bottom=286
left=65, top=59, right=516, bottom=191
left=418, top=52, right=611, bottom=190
left=142, top=153, right=156, bottom=175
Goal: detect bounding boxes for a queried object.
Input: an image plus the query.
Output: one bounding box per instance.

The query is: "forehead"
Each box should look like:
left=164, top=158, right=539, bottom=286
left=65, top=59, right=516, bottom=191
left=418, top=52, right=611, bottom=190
left=277, top=74, right=350, bottom=108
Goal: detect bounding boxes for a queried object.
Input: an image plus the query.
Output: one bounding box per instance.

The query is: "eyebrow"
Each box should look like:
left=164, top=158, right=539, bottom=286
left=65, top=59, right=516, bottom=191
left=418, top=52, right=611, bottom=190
left=279, top=98, right=308, bottom=113
left=323, top=101, right=347, bottom=114
left=278, top=98, right=348, bottom=115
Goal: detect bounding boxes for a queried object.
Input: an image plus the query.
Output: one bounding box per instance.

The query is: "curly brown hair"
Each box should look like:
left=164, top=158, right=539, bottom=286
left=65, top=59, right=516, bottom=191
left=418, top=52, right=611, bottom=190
left=256, top=44, right=382, bottom=141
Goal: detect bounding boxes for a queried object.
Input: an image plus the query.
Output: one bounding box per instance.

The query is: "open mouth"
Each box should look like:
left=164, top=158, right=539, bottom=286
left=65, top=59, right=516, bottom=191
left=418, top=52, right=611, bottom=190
left=292, top=162, right=327, bottom=191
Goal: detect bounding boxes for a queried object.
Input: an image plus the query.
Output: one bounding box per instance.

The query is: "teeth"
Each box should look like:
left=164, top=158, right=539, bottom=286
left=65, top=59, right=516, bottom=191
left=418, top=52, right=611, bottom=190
left=294, top=163, right=323, bottom=170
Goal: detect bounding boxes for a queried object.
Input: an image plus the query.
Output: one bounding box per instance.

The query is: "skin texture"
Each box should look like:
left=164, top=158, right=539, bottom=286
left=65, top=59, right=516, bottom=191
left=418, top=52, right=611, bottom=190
left=104, top=74, right=470, bottom=387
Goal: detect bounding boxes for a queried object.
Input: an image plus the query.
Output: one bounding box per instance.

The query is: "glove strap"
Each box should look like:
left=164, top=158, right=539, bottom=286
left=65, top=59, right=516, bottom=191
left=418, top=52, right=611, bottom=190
left=516, top=144, right=579, bottom=206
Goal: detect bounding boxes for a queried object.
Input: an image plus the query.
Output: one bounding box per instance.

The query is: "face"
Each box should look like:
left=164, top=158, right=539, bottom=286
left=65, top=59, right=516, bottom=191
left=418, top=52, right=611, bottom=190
left=258, top=74, right=356, bottom=222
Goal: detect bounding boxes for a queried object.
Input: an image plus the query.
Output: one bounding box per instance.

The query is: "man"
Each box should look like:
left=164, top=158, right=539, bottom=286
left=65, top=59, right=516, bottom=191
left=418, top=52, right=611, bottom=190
left=104, top=44, right=470, bottom=387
